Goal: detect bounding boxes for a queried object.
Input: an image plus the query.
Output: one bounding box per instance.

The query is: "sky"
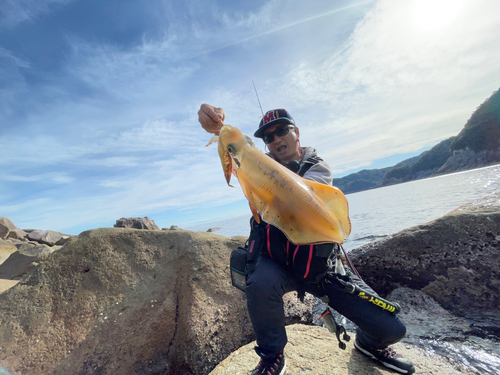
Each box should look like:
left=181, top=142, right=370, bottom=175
left=1, top=0, right=499, bottom=235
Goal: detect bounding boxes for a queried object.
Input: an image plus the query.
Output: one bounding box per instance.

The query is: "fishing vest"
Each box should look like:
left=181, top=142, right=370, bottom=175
left=248, top=153, right=335, bottom=283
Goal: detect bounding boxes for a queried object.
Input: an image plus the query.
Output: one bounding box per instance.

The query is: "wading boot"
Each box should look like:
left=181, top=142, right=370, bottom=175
left=354, top=339, right=415, bottom=374
left=250, top=348, right=286, bottom=375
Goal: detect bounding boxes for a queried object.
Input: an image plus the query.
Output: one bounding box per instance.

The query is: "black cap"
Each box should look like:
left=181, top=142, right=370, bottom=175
left=254, top=109, right=295, bottom=138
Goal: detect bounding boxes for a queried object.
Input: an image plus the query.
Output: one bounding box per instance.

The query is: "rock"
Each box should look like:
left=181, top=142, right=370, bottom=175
left=209, top=324, right=474, bottom=375
left=207, top=227, right=221, bottom=233
left=114, top=216, right=160, bottom=230
left=5, top=239, right=25, bottom=248
left=26, top=229, right=69, bottom=246
left=283, top=293, right=314, bottom=325
left=0, top=218, right=16, bottom=240
left=0, top=228, right=312, bottom=375
left=163, top=225, right=182, bottom=230
left=388, top=287, right=473, bottom=340
left=0, top=229, right=247, bottom=375
left=6, top=228, right=27, bottom=241
left=0, top=279, right=19, bottom=294
left=0, top=244, right=54, bottom=280
left=0, top=240, right=17, bottom=266
left=350, top=192, right=500, bottom=315
left=437, top=149, right=500, bottom=175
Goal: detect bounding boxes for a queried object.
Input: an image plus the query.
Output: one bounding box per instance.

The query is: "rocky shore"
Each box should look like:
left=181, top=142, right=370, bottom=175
left=349, top=192, right=500, bottom=316
left=0, top=193, right=499, bottom=374
left=0, top=217, right=73, bottom=291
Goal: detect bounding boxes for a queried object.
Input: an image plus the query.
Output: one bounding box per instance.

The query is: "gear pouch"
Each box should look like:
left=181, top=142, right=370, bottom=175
left=230, top=246, right=248, bottom=292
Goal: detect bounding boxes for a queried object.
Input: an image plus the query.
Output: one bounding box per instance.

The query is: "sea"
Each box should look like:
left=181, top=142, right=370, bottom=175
left=187, top=164, right=500, bottom=251
left=187, top=164, right=500, bottom=374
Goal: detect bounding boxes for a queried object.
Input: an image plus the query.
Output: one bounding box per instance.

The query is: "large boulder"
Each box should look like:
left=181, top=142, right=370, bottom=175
left=0, top=280, right=19, bottom=295
left=0, top=244, right=55, bottom=280
left=6, top=228, right=27, bottom=241
left=209, top=324, right=474, bottom=375
left=26, top=230, right=70, bottom=246
left=350, top=192, right=500, bottom=315
left=114, top=217, right=160, bottom=230
left=0, top=218, right=16, bottom=240
left=0, top=240, right=17, bottom=266
left=0, top=228, right=310, bottom=375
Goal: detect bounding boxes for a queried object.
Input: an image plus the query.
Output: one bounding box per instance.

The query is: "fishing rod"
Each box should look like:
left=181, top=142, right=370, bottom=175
left=252, top=80, right=264, bottom=117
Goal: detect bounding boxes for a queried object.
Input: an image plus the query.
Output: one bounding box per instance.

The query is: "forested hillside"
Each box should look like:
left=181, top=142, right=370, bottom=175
left=451, top=88, right=500, bottom=152
left=335, top=88, right=500, bottom=194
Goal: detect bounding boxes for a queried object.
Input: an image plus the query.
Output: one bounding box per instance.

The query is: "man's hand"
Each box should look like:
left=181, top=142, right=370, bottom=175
left=198, top=104, right=225, bottom=135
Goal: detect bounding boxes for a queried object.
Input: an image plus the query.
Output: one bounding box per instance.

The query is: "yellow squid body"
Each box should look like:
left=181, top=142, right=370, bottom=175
left=207, top=124, right=351, bottom=245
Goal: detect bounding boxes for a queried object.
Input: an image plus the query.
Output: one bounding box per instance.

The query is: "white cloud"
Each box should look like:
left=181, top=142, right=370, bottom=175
left=2, top=0, right=499, bottom=234
left=86, top=157, right=141, bottom=168
left=0, top=0, right=76, bottom=28
left=0, top=198, right=51, bottom=218
left=65, top=36, right=200, bottom=101
left=262, top=0, right=500, bottom=172
left=1, top=172, right=74, bottom=184
left=0, top=135, right=83, bottom=166
left=116, top=119, right=200, bottom=152
left=4, top=150, right=244, bottom=233
left=0, top=47, right=30, bottom=68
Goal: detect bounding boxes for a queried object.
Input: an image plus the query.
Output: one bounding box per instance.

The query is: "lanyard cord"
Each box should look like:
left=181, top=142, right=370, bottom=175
left=340, top=244, right=363, bottom=281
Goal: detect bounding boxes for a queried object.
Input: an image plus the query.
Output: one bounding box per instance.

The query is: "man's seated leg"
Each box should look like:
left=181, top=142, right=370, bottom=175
left=308, top=274, right=415, bottom=374
left=246, top=255, right=296, bottom=374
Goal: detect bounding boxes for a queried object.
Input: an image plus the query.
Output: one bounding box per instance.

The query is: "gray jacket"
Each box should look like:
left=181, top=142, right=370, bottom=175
left=267, top=146, right=333, bottom=185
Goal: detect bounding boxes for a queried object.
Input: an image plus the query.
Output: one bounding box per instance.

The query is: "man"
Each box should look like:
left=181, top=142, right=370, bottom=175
left=198, top=104, right=415, bottom=375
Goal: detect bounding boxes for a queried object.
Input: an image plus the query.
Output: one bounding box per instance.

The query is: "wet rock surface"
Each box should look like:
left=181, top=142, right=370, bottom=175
left=209, top=324, right=476, bottom=375
left=390, top=287, right=500, bottom=374
left=349, top=192, right=500, bottom=316
left=348, top=193, right=500, bottom=374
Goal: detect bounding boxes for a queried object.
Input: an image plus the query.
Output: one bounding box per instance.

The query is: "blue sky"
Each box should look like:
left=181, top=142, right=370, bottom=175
left=1, top=0, right=499, bottom=235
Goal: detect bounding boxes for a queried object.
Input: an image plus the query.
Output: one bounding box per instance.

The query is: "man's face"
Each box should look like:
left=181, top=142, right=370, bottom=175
left=263, top=123, right=301, bottom=163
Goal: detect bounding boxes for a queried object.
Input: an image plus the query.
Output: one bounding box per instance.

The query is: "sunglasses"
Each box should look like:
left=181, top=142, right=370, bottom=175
left=263, top=125, right=295, bottom=144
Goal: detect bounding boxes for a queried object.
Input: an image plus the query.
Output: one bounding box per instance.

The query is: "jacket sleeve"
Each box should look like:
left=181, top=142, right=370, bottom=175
left=303, top=161, right=333, bottom=185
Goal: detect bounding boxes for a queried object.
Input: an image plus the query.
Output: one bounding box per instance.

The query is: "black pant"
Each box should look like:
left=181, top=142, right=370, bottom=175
left=246, top=254, right=406, bottom=355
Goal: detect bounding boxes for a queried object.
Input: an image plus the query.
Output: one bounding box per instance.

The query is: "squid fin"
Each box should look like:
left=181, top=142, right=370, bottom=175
left=249, top=203, right=261, bottom=224
left=301, top=179, right=351, bottom=238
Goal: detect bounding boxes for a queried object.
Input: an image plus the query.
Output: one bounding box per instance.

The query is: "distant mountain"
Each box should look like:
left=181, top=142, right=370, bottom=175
left=333, top=157, right=418, bottom=194
left=333, top=168, right=391, bottom=194
left=380, top=137, right=455, bottom=186
left=334, top=87, right=500, bottom=194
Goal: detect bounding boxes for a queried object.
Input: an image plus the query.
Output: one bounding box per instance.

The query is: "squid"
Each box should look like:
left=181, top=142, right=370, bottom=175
left=207, top=124, right=351, bottom=245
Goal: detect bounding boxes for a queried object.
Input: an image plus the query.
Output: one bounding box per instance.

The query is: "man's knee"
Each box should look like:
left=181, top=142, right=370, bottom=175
left=246, top=271, right=285, bottom=300
left=390, top=316, right=407, bottom=342
left=246, top=256, right=291, bottom=300
left=356, top=314, right=407, bottom=348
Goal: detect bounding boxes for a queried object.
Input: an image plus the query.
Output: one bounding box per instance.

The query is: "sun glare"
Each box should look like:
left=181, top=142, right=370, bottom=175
left=412, top=0, right=464, bottom=30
